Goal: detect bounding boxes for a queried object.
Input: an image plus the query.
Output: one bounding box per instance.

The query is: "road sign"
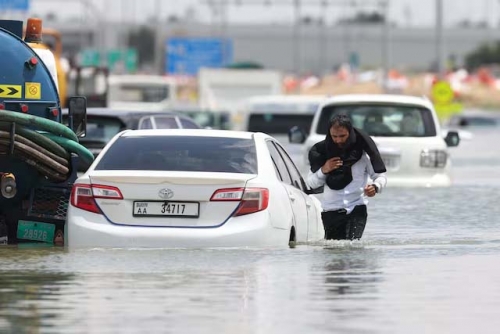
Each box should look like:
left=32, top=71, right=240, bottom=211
left=165, top=37, right=233, bottom=76
left=0, top=84, right=22, bottom=98
left=431, top=80, right=454, bottom=105
left=0, top=0, right=30, bottom=11
left=79, top=49, right=137, bottom=73
left=80, top=50, right=100, bottom=67
left=107, top=49, right=137, bottom=73
left=431, top=80, right=463, bottom=120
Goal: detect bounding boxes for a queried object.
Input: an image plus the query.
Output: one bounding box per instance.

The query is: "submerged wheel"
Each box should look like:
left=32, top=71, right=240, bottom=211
left=288, top=226, right=296, bottom=248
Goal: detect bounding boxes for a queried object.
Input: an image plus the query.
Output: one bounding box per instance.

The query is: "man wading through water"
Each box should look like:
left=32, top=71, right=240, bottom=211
left=307, top=114, right=387, bottom=240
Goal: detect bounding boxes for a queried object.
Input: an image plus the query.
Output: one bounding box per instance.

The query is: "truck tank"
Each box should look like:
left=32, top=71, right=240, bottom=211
left=0, top=18, right=94, bottom=245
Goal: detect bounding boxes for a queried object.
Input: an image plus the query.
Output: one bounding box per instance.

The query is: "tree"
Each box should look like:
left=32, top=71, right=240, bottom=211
left=337, top=11, right=386, bottom=25
left=127, top=26, right=156, bottom=65
left=465, top=41, right=500, bottom=70
left=167, top=15, right=180, bottom=23
left=46, top=12, right=57, bottom=22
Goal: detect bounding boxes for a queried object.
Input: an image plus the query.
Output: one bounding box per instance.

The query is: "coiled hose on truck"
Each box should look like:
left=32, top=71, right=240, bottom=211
left=0, top=110, right=94, bottom=182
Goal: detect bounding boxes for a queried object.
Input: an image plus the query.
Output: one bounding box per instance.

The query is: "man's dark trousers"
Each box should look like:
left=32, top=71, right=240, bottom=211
left=321, top=205, right=367, bottom=240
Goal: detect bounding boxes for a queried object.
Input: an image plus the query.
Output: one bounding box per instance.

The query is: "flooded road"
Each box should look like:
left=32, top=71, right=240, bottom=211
left=1, top=129, right=500, bottom=334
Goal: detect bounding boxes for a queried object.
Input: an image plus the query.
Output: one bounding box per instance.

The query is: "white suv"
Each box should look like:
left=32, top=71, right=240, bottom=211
left=289, top=94, right=460, bottom=187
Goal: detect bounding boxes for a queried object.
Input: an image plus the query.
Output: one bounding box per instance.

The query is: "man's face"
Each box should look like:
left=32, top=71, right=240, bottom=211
left=330, top=125, right=350, bottom=148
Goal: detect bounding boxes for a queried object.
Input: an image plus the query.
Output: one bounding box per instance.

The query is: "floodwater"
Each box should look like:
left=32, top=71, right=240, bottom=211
left=1, top=128, right=500, bottom=334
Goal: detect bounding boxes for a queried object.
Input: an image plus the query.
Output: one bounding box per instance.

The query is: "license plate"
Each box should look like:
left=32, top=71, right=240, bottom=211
left=133, top=201, right=200, bottom=218
left=17, top=220, right=55, bottom=243
left=382, top=156, right=398, bottom=169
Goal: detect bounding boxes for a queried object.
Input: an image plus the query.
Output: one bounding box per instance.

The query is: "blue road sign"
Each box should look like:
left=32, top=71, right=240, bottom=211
left=0, top=0, right=30, bottom=11
left=165, top=37, right=233, bottom=76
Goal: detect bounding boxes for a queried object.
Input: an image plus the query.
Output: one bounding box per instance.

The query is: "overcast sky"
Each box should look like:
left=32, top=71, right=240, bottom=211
left=21, top=0, right=500, bottom=27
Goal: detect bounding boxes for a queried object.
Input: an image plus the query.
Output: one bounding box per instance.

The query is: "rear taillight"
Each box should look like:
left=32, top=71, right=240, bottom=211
left=420, top=149, right=447, bottom=168
left=210, top=187, right=269, bottom=216
left=92, top=185, right=123, bottom=199
left=70, top=184, right=123, bottom=214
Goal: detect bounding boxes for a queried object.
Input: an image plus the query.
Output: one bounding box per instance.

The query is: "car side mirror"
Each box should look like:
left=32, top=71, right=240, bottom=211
left=68, top=96, right=87, bottom=138
left=444, top=130, right=460, bottom=147
left=305, top=186, right=324, bottom=195
left=288, top=126, right=307, bottom=144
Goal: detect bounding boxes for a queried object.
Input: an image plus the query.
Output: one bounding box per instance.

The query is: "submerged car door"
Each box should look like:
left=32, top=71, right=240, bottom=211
left=266, top=141, right=309, bottom=243
left=274, top=143, right=319, bottom=242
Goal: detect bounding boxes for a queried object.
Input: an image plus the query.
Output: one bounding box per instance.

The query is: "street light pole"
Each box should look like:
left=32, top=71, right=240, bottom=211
left=436, top=0, right=445, bottom=77
left=293, top=0, right=301, bottom=75
left=381, top=0, right=391, bottom=91
left=320, top=0, right=328, bottom=75
left=154, top=0, right=164, bottom=74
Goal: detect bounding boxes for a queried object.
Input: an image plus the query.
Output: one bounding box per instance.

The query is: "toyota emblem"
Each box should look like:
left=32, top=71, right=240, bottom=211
left=158, top=188, right=174, bottom=199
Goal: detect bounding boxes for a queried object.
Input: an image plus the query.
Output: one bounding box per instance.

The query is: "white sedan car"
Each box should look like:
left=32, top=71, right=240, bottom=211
left=66, top=129, right=324, bottom=248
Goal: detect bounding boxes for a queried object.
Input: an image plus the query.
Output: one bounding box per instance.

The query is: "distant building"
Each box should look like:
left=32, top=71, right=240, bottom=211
left=48, top=20, right=500, bottom=74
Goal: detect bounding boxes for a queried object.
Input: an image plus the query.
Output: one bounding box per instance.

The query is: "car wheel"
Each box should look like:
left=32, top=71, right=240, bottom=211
left=288, top=226, right=296, bottom=248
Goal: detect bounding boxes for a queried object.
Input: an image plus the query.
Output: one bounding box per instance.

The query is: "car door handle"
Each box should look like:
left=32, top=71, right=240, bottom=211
left=306, top=202, right=312, bottom=208
left=289, top=193, right=296, bottom=201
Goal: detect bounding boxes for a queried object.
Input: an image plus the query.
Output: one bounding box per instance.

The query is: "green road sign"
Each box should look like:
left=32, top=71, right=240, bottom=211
left=107, top=49, right=138, bottom=73
left=80, top=49, right=100, bottom=67
left=79, top=48, right=138, bottom=73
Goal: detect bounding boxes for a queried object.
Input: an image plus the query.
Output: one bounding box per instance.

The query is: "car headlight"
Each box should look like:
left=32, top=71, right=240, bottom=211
left=420, top=149, right=447, bottom=168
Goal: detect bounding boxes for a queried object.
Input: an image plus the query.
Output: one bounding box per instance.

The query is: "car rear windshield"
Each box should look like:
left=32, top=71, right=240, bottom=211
left=248, top=114, right=315, bottom=135
left=110, top=84, right=170, bottom=103
left=95, top=136, right=258, bottom=174
left=83, top=116, right=125, bottom=143
left=449, top=116, right=500, bottom=127
left=316, top=104, right=437, bottom=137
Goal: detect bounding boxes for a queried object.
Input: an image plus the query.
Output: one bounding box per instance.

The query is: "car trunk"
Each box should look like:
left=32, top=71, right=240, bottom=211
left=89, top=171, right=256, bottom=227
left=373, top=136, right=447, bottom=175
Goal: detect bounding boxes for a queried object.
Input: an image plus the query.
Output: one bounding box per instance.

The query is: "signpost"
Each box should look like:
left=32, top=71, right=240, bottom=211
left=80, top=49, right=100, bottom=67
left=431, top=80, right=463, bottom=121
left=107, top=49, right=137, bottom=73
left=79, top=48, right=137, bottom=73
left=0, top=0, right=29, bottom=11
left=165, top=37, right=233, bottom=76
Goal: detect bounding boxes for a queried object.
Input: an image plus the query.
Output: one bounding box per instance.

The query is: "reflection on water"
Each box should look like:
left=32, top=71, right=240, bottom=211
left=321, top=248, right=382, bottom=297
left=0, top=130, right=500, bottom=333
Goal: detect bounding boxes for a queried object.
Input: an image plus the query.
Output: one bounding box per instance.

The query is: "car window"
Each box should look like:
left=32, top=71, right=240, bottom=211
left=273, top=142, right=306, bottom=192
left=248, top=114, right=315, bottom=135
left=269, top=156, right=282, bottom=180
left=152, top=116, right=180, bottom=129
left=83, top=116, right=124, bottom=142
left=109, top=84, right=170, bottom=103
left=138, top=117, right=153, bottom=129
left=450, top=116, right=499, bottom=127
left=249, top=102, right=319, bottom=113
left=179, top=118, right=200, bottom=129
left=316, top=104, right=437, bottom=137
left=266, top=141, right=292, bottom=185
left=95, top=136, right=258, bottom=174
left=180, top=111, right=232, bottom=130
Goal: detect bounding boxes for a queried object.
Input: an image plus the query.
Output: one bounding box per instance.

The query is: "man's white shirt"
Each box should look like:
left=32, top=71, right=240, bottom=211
left=307, top=153, right=387, bottom=214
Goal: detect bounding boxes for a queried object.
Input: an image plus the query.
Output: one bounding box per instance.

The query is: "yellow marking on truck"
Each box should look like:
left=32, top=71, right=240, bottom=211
left=25, top=82, right=41, bottom=99
left=0, top=85, right=22, bottom=98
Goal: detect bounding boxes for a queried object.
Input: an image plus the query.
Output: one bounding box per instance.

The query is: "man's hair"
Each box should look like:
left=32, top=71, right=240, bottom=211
left=329, top=114, right=352, bottom=130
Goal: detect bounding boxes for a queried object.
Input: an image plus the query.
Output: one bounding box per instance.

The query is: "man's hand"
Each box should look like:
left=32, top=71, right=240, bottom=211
left=364, top=184, right=377, bottom=197
left=321, top=157, right=343, bottom=174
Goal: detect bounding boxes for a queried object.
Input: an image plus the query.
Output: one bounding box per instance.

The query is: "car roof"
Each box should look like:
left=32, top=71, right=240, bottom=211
left=451, top=110, right=500, bottom=118
left=321, top=94, right=433, bottom=109
left=244, top=94, right=328, bottom=104
left=107, top=74, right=177, bottom=85
left=120, top=129, right=259, bottom=139
left=61, top=108, right=188, bottom=118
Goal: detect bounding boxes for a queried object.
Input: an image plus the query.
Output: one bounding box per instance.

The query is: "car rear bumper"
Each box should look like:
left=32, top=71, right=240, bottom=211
left=386, top=173, right=452, bottom=187
left=66, top=208, right=289, bottom=249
